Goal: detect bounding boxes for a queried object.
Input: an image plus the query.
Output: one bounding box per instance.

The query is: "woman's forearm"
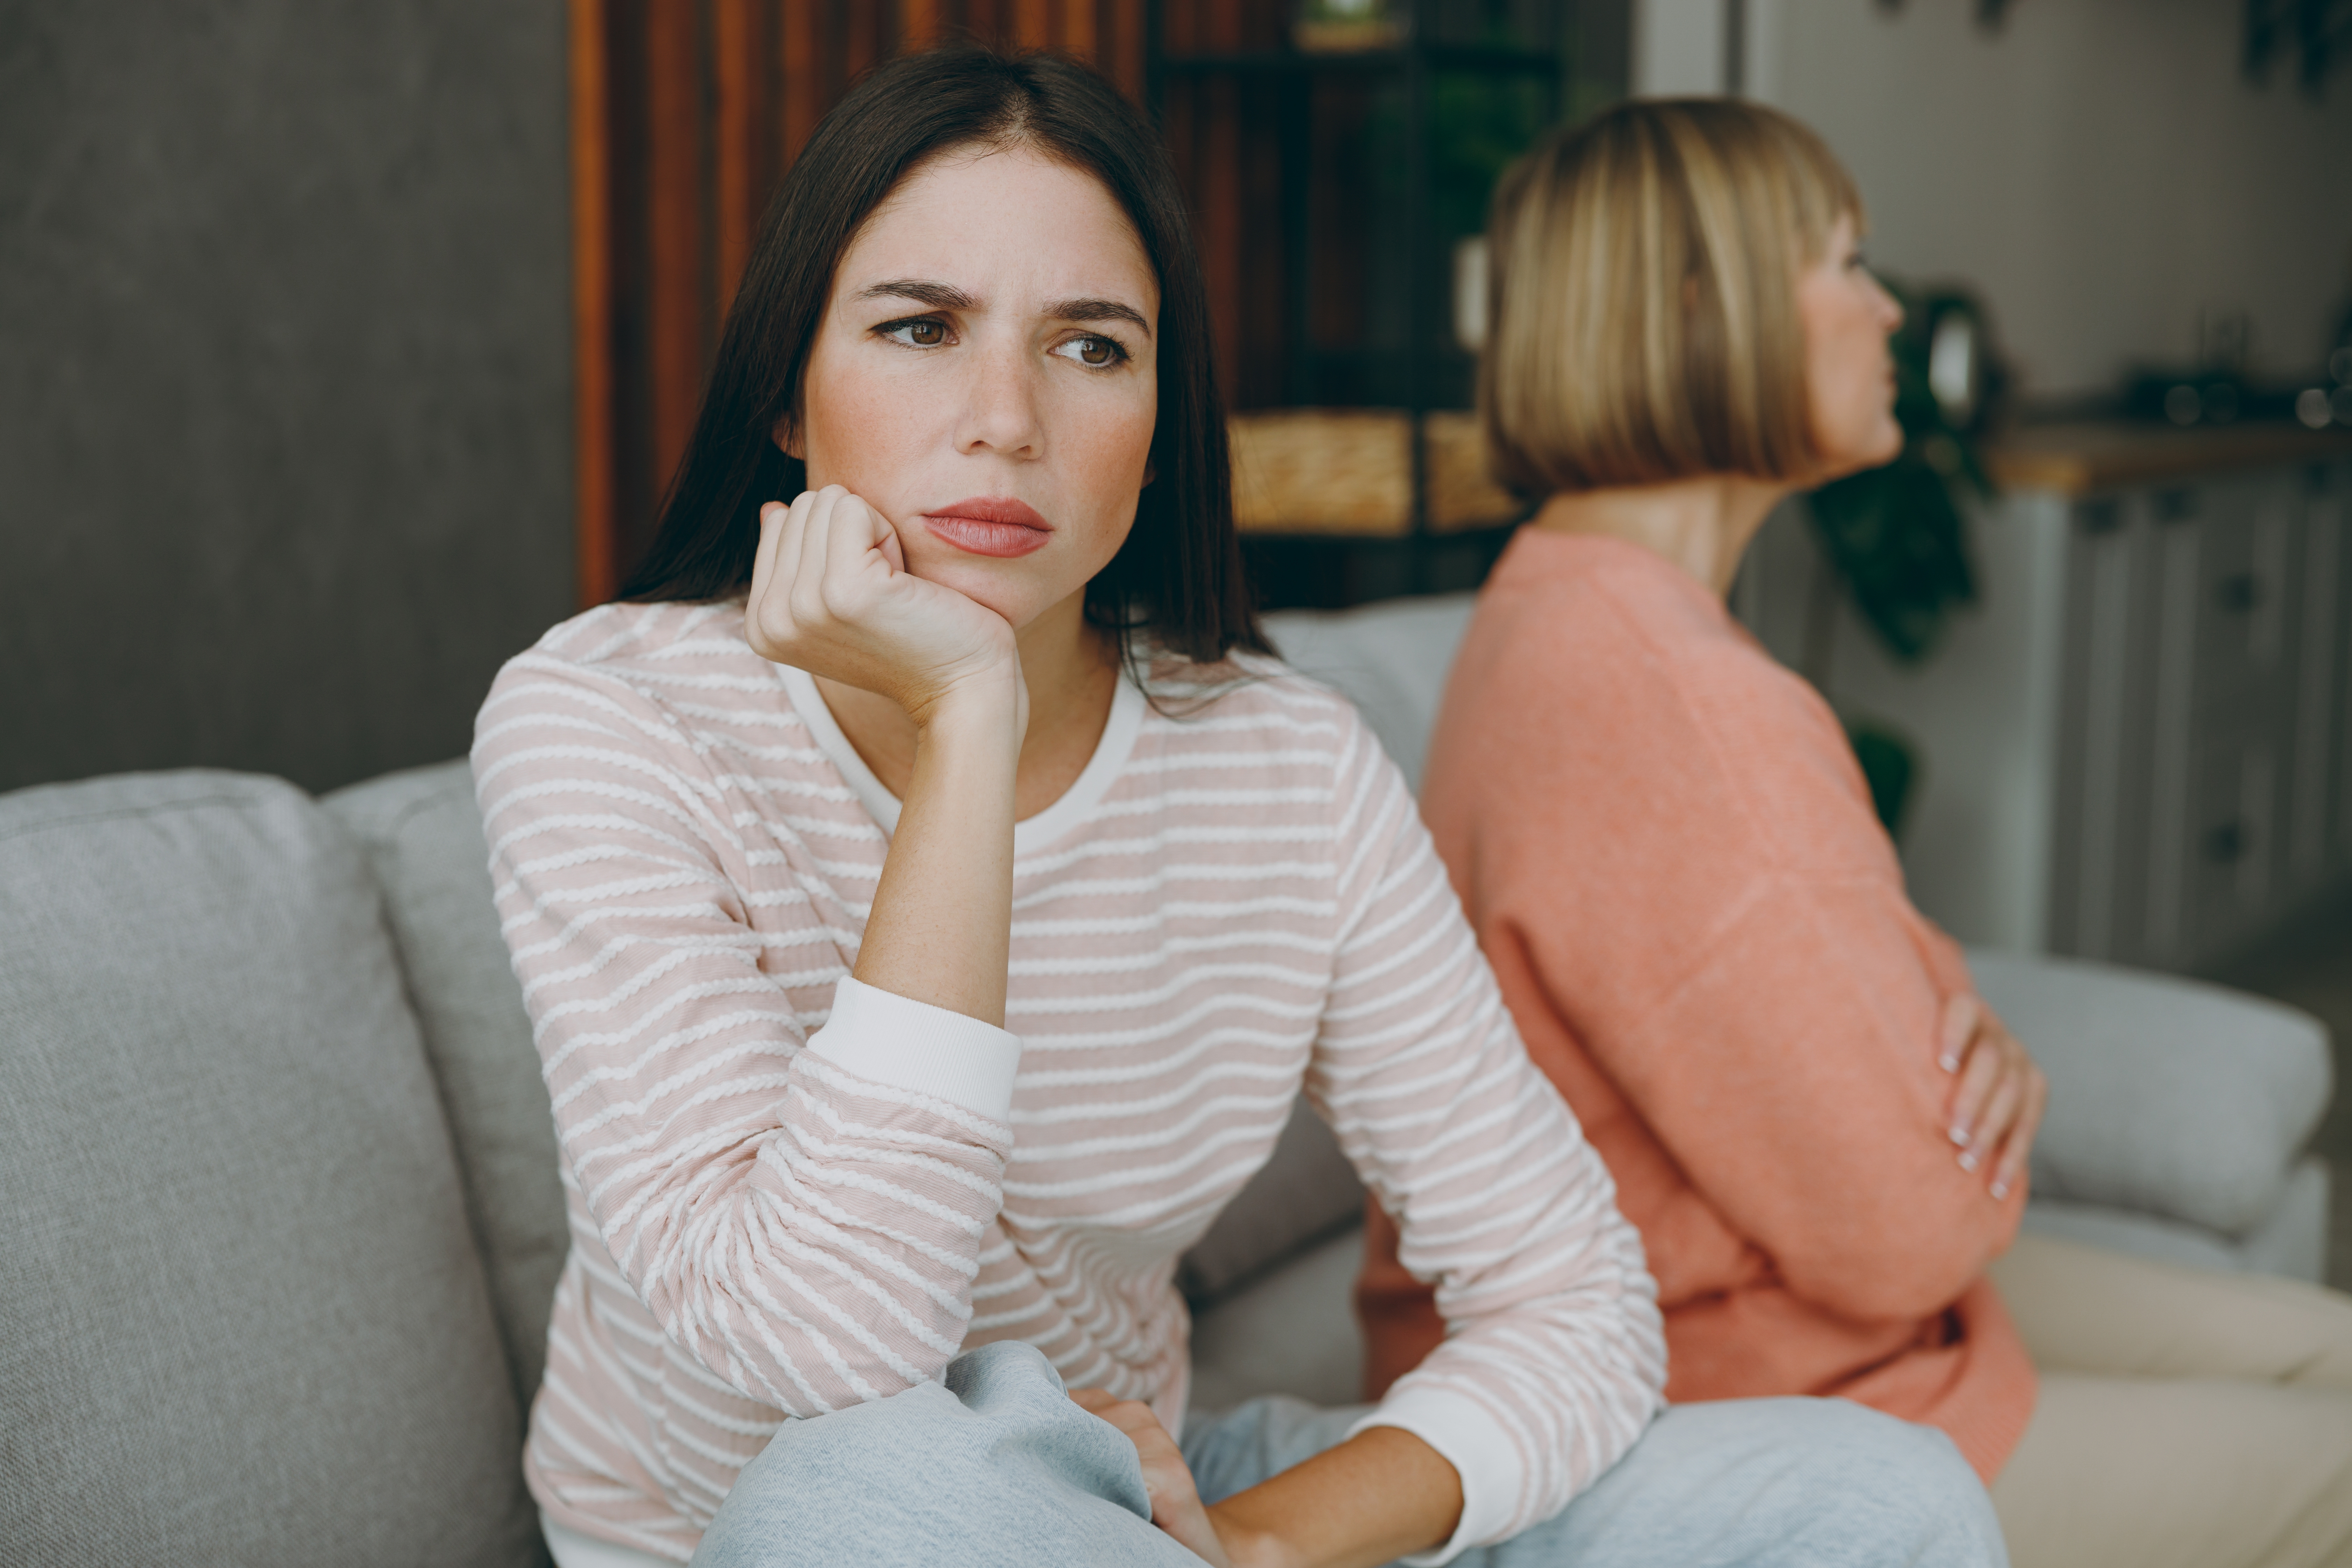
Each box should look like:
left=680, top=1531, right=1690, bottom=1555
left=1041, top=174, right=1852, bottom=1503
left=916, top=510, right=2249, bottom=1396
left=1213, top=1427, right=1463, bottom=1568
left=851, top=665, right=1024, bottom=1026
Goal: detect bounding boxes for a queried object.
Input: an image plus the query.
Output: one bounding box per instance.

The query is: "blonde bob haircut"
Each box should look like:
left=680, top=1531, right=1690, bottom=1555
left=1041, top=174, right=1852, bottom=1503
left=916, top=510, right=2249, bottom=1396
left=1482, top=97, right=1864, bottom=495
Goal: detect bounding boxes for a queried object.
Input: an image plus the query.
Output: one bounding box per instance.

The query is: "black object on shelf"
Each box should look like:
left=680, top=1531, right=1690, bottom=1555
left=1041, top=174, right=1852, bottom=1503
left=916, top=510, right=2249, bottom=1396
left=2121, top=370, right=2324, bottom=428
left=1146, top=0, right=1625, bottom=611
left=1806, top=278, right=1997, bottom=667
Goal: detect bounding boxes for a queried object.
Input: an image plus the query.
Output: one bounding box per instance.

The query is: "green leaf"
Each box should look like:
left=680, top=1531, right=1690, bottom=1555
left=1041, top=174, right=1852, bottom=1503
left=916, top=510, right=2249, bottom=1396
left=1846, top=719, right=1918, bottom=838
left=1805, top=279, right=1997, bottom=666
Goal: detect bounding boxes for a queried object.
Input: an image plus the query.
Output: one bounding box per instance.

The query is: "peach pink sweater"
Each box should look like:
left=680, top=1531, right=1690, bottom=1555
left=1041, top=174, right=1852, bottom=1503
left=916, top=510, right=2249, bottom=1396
left=1355, top=531, right=2036, bottom=1482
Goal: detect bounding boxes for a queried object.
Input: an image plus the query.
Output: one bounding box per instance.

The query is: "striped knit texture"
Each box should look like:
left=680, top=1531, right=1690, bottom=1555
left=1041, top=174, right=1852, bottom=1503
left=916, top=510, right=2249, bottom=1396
left=473, top=601, right=1665, bottom=1562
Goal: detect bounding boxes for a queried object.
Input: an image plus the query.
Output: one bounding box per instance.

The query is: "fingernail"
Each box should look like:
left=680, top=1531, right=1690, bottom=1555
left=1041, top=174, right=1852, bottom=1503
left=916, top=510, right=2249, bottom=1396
left=1990, top=1180, right=2009, bottom=1199
left=1948, top=1124, right=1970, bottom=1146
left=1939, top=1053, right=1959, bottom=1072
left=1958, top=1149, right=1979, bottom=1171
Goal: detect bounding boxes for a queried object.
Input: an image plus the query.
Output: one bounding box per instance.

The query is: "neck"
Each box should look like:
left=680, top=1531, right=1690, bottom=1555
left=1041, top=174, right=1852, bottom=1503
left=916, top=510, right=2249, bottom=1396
left=1530, top=473, right=1792, bottom=597
left=817, top=588, right=1117, bottom=818
left=1007, top=590, right=1119, bottom=739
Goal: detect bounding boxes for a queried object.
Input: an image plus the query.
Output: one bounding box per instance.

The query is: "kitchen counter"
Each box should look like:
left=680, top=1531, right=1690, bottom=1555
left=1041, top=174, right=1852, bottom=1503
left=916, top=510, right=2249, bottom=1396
left=1987, top=420, right=2352, bottom=496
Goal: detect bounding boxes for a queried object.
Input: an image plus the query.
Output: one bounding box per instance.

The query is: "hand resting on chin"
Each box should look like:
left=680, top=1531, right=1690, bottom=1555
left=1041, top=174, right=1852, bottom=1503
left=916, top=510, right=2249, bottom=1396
left=747, top=484, right=1029, bottom=736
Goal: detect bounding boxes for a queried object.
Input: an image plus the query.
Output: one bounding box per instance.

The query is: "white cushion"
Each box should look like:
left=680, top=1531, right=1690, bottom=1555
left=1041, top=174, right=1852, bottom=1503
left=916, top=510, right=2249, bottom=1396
left=2021, top=1157, right=2330, bottom=1282
left=1969, top=948, right=2331, bottom=1238
left=1263, top=595, right=1477, bottom=794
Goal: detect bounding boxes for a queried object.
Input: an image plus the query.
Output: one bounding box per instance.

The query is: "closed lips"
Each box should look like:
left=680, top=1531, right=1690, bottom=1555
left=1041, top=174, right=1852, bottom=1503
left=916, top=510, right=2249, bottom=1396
left=922, top=497, right=1053, bottom=558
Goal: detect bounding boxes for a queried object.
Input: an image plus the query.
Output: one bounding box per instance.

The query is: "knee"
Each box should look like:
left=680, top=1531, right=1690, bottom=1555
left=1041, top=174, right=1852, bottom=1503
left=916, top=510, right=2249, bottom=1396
left=1765, top=1400, right=2007, bottom=1566
left=691, top=1344, right=1162, bottom=1568
left=1656, top=1398, right=2008, bottom=1568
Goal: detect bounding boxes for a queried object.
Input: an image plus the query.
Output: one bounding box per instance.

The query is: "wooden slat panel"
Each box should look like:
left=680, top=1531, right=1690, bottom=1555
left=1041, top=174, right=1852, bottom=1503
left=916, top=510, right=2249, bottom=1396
left=839, top=0, right=882, bottom=82
left=569, top=0, right=618, bottom=606
left=902, top=0, right=943, bottom=52
left=1056, top=0, right=1097, bottom=58
left=780, top=0, right=824, bottom=172
left=1095, top=0, right=1141, bottom=98
left=710, top=0, right=773, bottom=319
left=643, top=0, right=708, bottom=498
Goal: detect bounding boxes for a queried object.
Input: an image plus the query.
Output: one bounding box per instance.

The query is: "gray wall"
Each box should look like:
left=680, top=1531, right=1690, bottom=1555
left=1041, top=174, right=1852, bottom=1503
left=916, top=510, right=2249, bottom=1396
left=1, top=3, right=574, bottom=796
left=1639, top=0, right=2352, bottom=399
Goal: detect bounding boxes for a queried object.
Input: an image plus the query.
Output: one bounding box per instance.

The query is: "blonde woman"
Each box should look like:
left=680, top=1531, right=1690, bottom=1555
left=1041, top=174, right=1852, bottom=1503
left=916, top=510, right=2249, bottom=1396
left=1356, top=98, right=2352, bottom=1568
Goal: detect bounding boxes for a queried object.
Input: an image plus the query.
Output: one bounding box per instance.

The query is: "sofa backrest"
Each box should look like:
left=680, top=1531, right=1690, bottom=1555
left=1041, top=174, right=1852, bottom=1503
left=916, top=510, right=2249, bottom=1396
left=0, top=771, right=541, bottom=1568
left=1262, top=595, right=1477, bottom=795
left=1156, top=596, right=1481, bottom=1298
left=326, top=760, right=569, bottom=1412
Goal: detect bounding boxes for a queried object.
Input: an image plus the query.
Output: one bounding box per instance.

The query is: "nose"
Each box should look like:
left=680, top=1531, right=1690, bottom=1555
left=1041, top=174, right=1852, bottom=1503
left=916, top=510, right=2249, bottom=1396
left=1873, top=274, right=1905, bottom=333
left=953, top=332, right=1044, bottom=462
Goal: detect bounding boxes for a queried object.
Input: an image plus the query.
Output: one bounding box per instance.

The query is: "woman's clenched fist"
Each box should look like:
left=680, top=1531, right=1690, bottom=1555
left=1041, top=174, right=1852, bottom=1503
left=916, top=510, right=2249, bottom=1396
left=746, top=486, right=1027, bottom=734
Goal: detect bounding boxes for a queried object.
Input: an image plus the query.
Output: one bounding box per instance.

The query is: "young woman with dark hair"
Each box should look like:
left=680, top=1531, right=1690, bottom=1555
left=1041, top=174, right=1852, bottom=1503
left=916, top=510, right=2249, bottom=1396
left=474, top=49, right=2002, bottom=1568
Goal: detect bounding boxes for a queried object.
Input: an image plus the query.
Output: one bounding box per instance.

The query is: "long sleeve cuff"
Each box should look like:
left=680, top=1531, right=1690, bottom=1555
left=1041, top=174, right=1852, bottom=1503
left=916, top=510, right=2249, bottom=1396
left=802, top=975, right=1024, bottom=1122
left=1346, top=1386, right=1525, bottom=1566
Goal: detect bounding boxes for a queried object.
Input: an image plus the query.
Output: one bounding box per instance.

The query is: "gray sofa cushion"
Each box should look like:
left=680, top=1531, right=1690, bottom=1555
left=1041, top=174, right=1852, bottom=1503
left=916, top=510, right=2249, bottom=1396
left=1970, top=948, right=2332, bottom=1238
left=2020, top=1157, right=2331, bottom=1282
left=1188, top=1224, right=1367, bottom=1417
left=1178, top=1097, right=1366, bottom=1304
left=0, top=771, right=538, bottom=1568
left=327, top=759, right=568, bottom=1411
left=1262, top=596, right=1476, bottom=794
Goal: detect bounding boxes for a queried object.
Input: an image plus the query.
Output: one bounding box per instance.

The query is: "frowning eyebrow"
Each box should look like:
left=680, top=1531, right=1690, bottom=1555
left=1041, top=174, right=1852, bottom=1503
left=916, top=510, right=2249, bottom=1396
left=1044, top=297, right=1153, bottom=338
left=856, top=279, right=1151, bottom=338
left=858, top=279, right=979, bottom=312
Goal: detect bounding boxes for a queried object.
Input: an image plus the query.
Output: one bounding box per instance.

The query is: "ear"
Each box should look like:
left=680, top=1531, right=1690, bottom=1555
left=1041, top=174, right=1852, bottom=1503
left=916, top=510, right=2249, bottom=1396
left=772, top=413, right=804, bottom=461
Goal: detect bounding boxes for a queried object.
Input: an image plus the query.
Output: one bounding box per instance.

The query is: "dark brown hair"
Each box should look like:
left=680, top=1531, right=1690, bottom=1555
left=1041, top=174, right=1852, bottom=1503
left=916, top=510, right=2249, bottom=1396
left=619, top=44, right=1267, bottom=667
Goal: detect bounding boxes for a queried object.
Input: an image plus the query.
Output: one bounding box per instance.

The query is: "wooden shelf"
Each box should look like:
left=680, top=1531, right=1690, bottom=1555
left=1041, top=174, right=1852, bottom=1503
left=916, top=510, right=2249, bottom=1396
left=1227, top=409, right=1526, bottom=537
left=1987, top=420, right=2352, bottom=496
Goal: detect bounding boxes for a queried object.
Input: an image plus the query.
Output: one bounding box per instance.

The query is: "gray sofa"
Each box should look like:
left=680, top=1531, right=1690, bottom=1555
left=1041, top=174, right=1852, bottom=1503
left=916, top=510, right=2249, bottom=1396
left=0, top=597, right=2333, bottom=1564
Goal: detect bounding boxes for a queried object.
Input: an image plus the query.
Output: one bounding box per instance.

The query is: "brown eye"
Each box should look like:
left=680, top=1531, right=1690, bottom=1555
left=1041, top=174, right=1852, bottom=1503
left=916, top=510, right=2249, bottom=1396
left=1051, top=333, right=1126, bottom=369
left=908, top=320, right=944, bottom=346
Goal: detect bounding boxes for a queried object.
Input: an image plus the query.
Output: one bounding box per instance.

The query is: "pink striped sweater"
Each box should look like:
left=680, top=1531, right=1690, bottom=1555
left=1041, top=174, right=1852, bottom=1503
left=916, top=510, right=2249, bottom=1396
left=472, top=600, right=1665, bottom=1564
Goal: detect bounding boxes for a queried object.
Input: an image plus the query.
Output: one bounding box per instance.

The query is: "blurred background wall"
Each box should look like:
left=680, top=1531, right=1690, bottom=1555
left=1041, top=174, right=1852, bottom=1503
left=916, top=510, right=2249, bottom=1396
left=1638, top=0, right=2352, bottom=401
left=0, top=3, right=573, bottom=795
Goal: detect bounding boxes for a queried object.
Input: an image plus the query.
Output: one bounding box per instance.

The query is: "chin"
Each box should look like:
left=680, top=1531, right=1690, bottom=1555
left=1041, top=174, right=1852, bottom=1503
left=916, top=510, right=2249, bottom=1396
left=907, top=553, right=1069, bottom=632
left=1835, top=420, right=1904, bottom=477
